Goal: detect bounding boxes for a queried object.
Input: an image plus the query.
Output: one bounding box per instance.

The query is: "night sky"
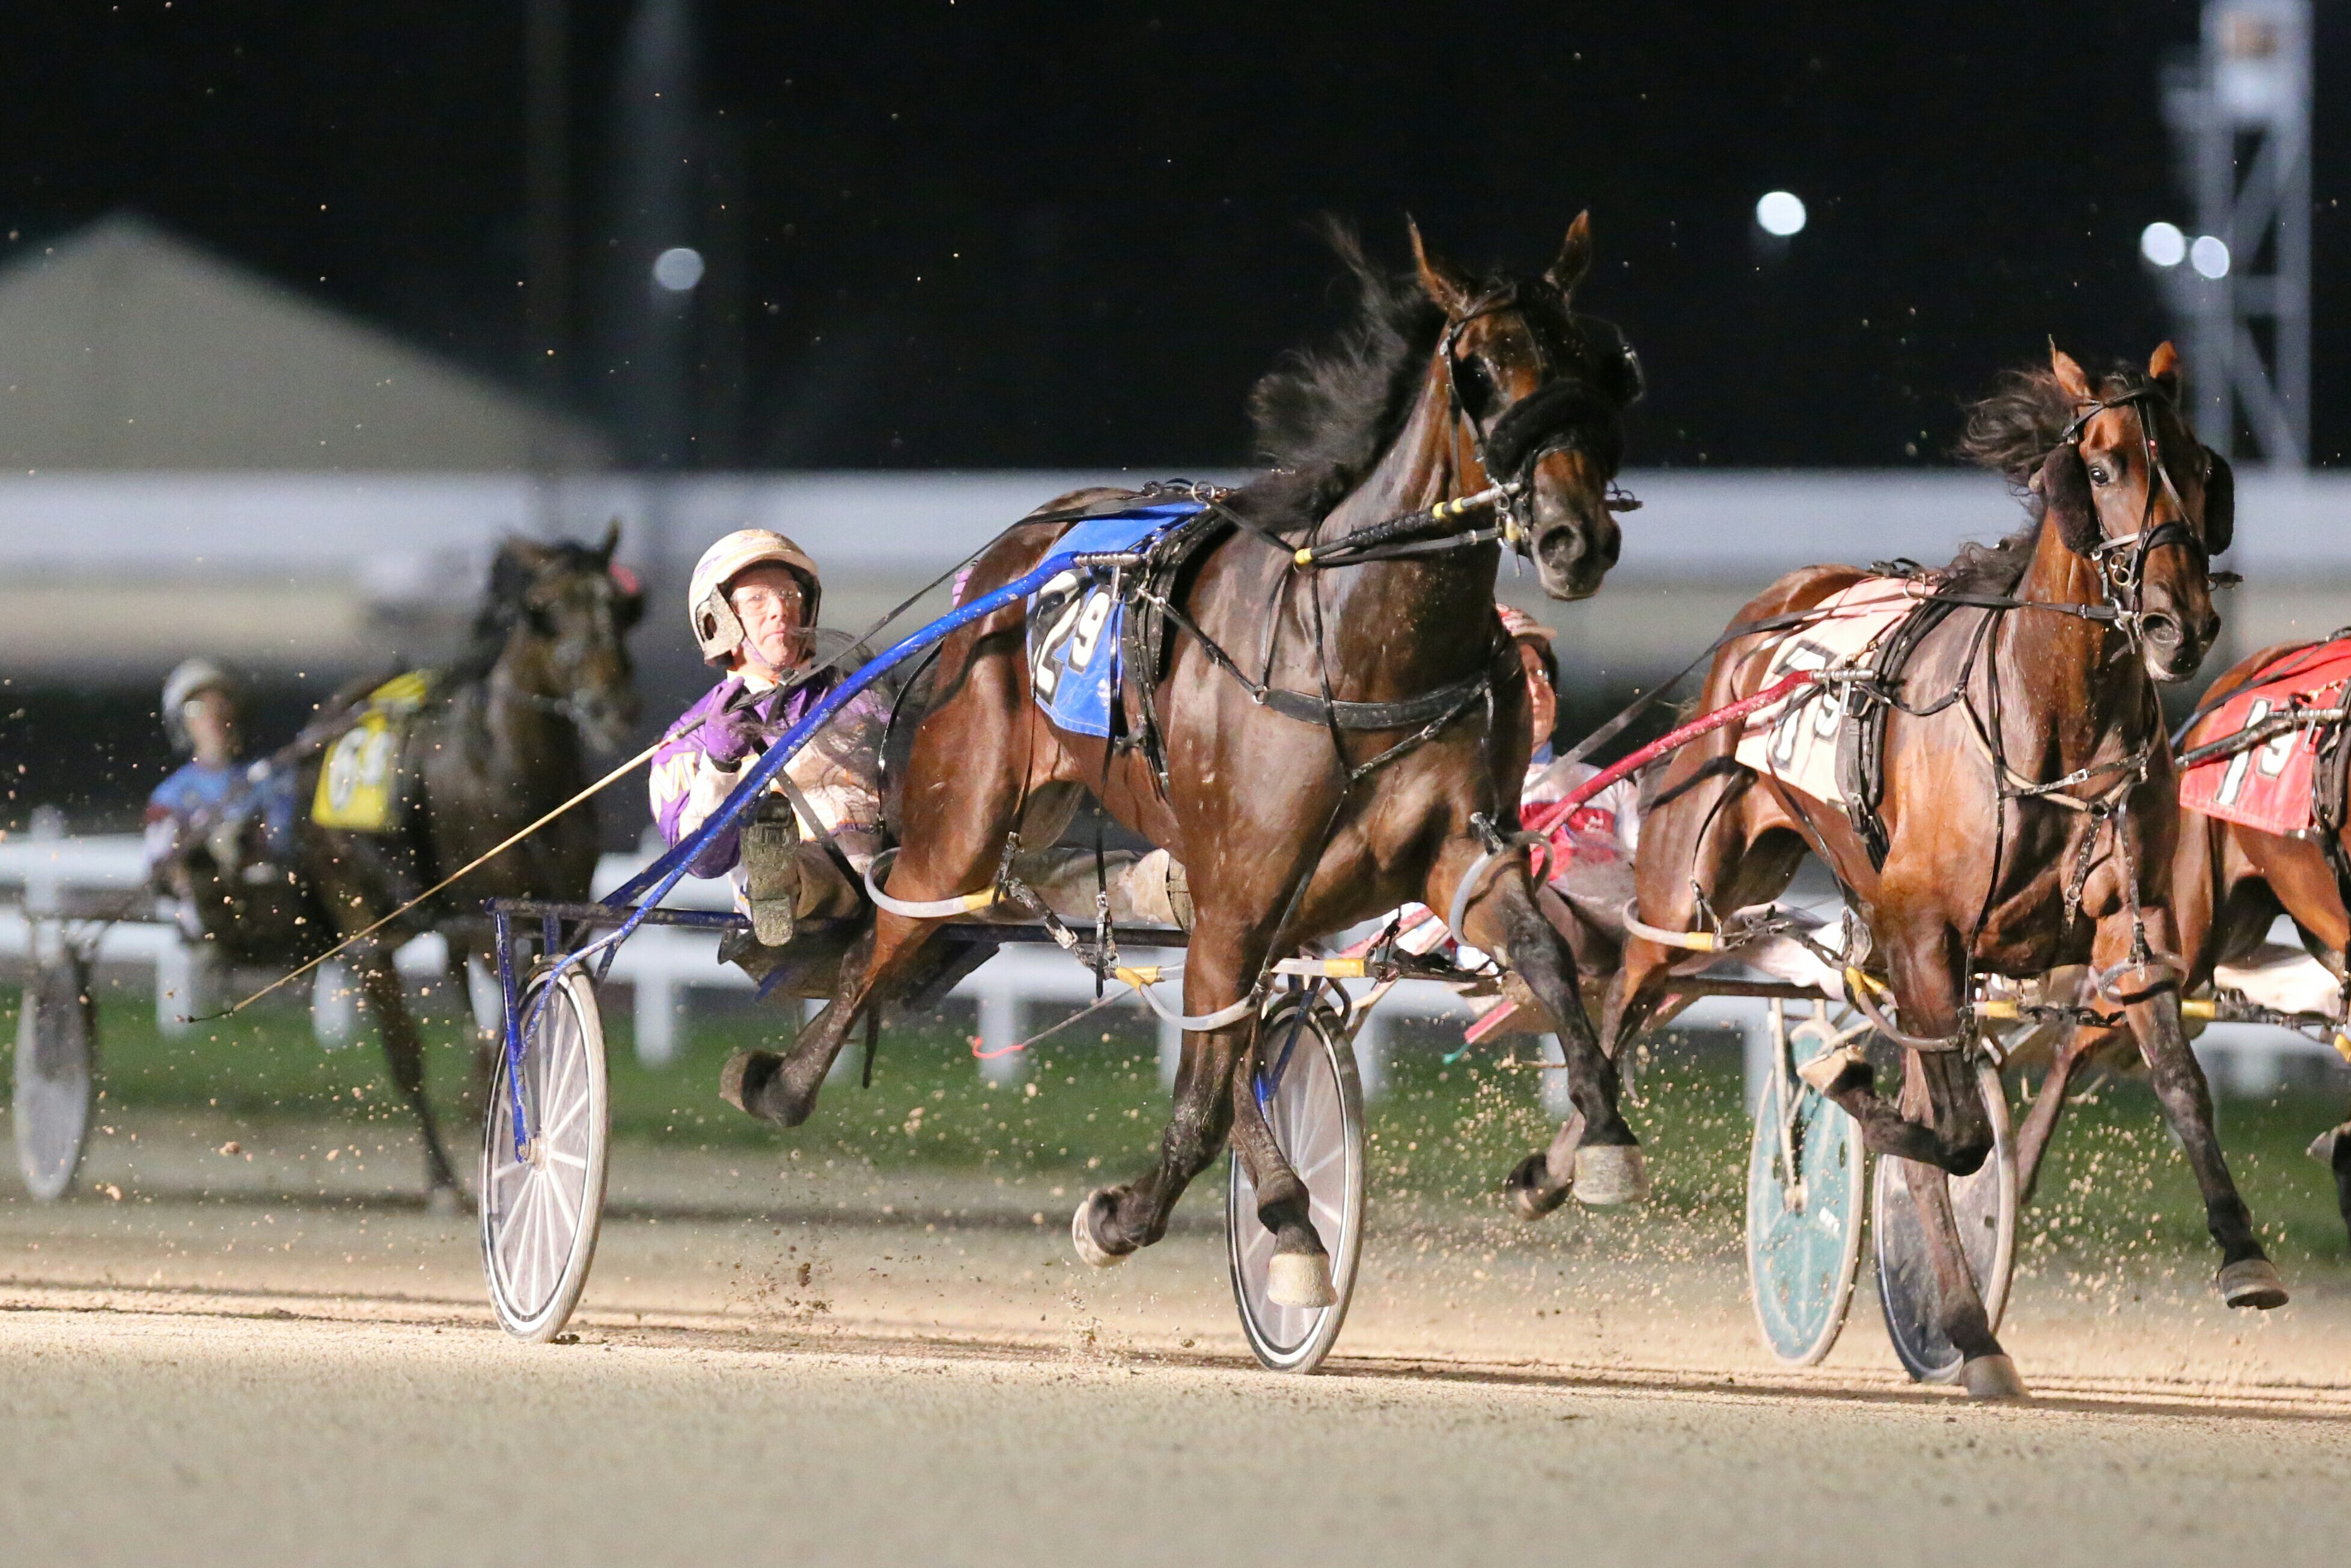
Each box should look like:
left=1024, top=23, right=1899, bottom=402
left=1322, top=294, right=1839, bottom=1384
left=7, top=2, right=2344, bottom=470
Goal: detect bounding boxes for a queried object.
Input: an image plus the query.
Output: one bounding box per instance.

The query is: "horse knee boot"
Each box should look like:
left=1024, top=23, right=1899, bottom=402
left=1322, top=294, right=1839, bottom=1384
left=741, top=796, right=802, bottom=946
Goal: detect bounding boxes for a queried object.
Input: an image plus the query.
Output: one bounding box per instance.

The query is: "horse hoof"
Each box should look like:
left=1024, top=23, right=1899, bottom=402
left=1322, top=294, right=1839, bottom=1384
left=2308, top=1126, right=2344, bottom=1165
left=2219, top=1257, right=2289, bottom=1310
left=1504, top=1153, right=1572, bottom=1221
left=1070, top=1188, right=1129, bottom=1270
left=1572, top=1144, right=1649, bottom=1206
left=1960, top=1353, right=2029, bottom=1401
left=719, top=1049, right=808, bottom=1126
left=1796, top=1042, right=1867, bottom=1096
left=1266, top=1251, right=1338, bottom=1308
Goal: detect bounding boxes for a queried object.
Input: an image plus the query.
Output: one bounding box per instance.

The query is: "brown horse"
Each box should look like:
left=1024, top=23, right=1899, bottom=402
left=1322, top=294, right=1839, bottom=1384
left=300, top=528, right=642, bottom=1206
left=2093, top=638, right=2351, bottom=1249
left=721, top=216, right=1648, bottom=1300
left=1609, top=344, right=2270, bottom=1398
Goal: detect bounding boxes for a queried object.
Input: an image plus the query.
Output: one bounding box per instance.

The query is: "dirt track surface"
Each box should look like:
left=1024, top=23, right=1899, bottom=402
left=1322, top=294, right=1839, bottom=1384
left=5, top=1118, right=2351, bottom=1565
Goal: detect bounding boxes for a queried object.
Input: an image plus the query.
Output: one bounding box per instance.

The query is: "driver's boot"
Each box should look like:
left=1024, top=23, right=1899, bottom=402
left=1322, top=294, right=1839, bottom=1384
left=740, top=795, right=802, bottom=946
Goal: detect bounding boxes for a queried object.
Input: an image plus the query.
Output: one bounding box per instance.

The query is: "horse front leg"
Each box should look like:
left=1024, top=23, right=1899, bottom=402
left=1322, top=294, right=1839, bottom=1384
left=2117, top=981, right=2286, bottom=1307
left=1072, top=921, right=1259, bottom=1272
left=1451, top=859, right=1641, bottom=1212
left=1809, top=920, right=1995, bottom=1175
left=1897, top=1053, right=2027, bottom=1399
left=356, top=950, right=462, bottom=1210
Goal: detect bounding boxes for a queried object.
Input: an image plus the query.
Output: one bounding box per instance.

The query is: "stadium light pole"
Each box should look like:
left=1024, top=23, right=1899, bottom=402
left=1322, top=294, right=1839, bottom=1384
left=2159, top=0, right=2311, bottom=468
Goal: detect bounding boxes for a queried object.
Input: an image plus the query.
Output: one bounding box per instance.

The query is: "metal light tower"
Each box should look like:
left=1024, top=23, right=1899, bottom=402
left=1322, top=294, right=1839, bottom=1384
left=2157, top=0, right=2313, bottom=468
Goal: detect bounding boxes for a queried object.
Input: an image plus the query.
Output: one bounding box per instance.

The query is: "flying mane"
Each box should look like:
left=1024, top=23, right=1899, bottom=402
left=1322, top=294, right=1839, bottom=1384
left=1242, top=222, right=1454, bottom=517
left=1940, top=361, right=2173, bottom=596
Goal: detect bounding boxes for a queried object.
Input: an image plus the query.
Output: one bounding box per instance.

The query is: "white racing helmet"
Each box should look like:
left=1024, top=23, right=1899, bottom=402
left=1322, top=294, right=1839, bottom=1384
left=162, top=657, right=243, bottom=754
left=687, top=529, right=823, bottom=667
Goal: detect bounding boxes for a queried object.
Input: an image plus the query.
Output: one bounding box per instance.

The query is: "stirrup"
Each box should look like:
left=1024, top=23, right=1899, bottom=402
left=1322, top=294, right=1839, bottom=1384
left=741, top=796, right=802, bottom=947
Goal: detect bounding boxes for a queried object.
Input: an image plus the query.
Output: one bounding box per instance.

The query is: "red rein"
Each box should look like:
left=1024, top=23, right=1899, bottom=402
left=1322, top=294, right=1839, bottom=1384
left=1523, top=668, right=1818, bottom=837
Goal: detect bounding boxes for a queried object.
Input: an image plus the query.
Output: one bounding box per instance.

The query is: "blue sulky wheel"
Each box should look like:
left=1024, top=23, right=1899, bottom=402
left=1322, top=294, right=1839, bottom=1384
left=1227, top=992, right=1366, bottom=1374
left=12, top=950, right=97, bottom=1203
left=1746, top=1002, right=1868, bottom=1365
left=1871, top=1060, right=2016, bottom=1383
left=481, top=967, right=611, bottom=1343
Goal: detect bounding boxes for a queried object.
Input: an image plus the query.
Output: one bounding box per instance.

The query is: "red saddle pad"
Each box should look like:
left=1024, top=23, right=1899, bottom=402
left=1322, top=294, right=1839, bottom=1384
left=2179, top=640, right=2351, bottom=837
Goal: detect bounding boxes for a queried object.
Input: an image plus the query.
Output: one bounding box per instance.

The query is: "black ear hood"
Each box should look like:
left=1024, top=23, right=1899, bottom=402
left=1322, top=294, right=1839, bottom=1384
left=2202, top=449, right=2234, bottom=555
left=2038, top=442, right=2100, bottom=555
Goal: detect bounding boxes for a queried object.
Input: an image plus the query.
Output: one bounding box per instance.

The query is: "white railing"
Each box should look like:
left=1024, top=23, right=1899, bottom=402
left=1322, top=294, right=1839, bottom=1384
left=5, top=825, right=2335, bottom=1104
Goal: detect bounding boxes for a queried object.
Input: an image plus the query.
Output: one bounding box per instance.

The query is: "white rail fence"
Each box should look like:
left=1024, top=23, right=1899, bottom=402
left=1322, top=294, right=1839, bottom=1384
left=2, top=821, right=2335, bottom=1105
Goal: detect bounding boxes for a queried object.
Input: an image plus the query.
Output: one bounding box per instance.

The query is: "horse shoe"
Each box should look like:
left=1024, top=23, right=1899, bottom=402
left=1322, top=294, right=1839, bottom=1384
left=1572, top=1144, right=1648, bottom=1206
left=1795, top=1042, right=1868, bottom=1096
left=1069, top=1188, right=1129, bottom=1270
left=1265, top=1251, right=1338, bottom=1309
left=2217, top=1256, right=2289, bottom=1310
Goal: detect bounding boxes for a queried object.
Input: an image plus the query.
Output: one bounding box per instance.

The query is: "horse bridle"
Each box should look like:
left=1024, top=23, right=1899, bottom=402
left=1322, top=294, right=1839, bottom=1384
left=2054, top=384, right=2218, bottom=642
left=1434, top=282, right=1643, bottom=551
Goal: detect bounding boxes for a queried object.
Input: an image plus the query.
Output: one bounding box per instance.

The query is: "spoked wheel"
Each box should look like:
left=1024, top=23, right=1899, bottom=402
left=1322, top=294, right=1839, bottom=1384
left=1872, top=1059, right=2017, bottom=1383
left=480, top=967, right=609, bottom=1343
left=13, top=950, right=97, bottom=1201
left=1227, top=994, right=1365, bottom=1373
left=1746, top=1003, right=1868, bottom=1365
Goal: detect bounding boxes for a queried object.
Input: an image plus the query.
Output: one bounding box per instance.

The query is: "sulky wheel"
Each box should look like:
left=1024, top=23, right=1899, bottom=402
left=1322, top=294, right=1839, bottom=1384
left=13, top=950, right=98, bottom=1202
left=1227, top=993, right=1365, bottom=1373
left=480, top=966, right=610, bottom=1343
left=1746, top=1005, right=1868, bottom=1365
left=1871, top=1058, right=2017, bottom=1383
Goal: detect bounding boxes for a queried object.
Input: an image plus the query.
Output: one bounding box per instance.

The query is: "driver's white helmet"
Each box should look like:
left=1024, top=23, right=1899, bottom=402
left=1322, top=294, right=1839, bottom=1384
left=686, top=529, right=822, bottom=667
left=162, top=657, right=243, bottom=754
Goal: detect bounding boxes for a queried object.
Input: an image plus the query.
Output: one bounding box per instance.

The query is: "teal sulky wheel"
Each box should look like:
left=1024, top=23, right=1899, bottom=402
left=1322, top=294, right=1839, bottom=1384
left=1746, top=1002, right=1868, bottom=1365
left=1871, top=1058, right=2016, bottom=1383
left=481, top=967, right=611, bottom=1343
left=13, top=950, right=99, bottom=1203
left=1227, top=992, right=1366, bottom=1373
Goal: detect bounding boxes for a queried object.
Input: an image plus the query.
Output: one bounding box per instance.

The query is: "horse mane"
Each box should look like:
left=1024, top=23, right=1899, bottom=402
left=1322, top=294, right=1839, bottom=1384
left=1244, top=219, right=1451, bottom=513
left=1939, top=360, right=2176, bottom=596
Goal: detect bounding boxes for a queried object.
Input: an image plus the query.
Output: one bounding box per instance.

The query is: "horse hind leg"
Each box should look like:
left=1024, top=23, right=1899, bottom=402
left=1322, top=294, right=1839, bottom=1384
left=1072, top=929, right=1259, bottom=1273
left=358, top=952, right=463, bottom=1210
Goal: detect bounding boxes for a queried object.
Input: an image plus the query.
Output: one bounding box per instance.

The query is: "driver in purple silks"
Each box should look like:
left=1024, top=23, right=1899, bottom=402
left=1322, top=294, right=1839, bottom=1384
left=650, top=531, right=1191, bottom=962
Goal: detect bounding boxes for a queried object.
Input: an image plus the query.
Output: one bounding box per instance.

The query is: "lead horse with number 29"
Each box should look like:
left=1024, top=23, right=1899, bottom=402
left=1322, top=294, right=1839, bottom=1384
left=718, top=215, right=1649, bottom=1304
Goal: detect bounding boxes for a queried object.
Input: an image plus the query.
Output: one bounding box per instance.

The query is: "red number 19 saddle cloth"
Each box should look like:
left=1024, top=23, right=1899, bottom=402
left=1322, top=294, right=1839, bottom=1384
left=2179, top=639, right=2351, bottom=837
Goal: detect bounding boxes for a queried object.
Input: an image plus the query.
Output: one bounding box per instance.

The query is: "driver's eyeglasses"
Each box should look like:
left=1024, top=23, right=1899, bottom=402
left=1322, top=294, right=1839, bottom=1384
left=731, top=584, right=804, bottom=620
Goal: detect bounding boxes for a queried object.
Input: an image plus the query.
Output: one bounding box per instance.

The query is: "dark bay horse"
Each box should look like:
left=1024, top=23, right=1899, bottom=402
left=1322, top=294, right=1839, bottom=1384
left=722, top=216, right=1648, bottom=1302
left=301, top=528, right=641, bottom=1206
left=2103, top=638, right=2351, bottom=1249
left=1611, top=344, right=2270, bottom=1398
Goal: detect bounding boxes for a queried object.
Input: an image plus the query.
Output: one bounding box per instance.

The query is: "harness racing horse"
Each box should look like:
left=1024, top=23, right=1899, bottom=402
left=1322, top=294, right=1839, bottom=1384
left=1611, top=344, right=2273, bottom=1398
left=300, top=528, right=642, bottom=1207
left=720, top=216, right=1649, bottom=1301
left=2129, top=638, right=2351, bottom=1251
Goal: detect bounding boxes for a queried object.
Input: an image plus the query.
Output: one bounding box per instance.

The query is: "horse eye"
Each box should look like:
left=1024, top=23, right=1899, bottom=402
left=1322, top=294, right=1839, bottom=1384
left=2088, top=465, right=2111, bottom=486
left=1454, top=356, right=1495, bottom=413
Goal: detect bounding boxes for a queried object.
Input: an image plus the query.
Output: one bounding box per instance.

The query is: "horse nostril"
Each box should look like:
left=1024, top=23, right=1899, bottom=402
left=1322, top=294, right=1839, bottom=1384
left=2140, top=612, right=2183, bottom=648
left=2198, top=611, right=2221, bottom=648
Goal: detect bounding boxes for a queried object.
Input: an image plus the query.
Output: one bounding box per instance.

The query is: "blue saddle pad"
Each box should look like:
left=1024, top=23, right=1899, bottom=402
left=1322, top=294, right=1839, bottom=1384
left=1026, top=501, right=1203, bottom=738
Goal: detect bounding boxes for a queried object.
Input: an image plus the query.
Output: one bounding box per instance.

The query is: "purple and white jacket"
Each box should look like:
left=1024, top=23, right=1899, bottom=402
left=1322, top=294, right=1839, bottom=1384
left=647, top=666, right=889, bottom=897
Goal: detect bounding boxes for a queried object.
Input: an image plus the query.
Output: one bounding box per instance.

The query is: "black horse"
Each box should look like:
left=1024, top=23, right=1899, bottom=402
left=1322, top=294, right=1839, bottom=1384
left=296, top=527, right=642, bottom=1206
